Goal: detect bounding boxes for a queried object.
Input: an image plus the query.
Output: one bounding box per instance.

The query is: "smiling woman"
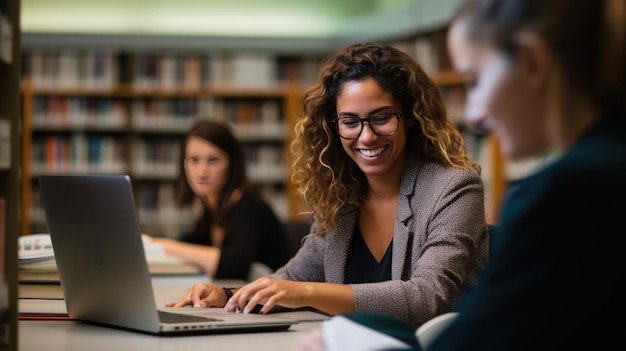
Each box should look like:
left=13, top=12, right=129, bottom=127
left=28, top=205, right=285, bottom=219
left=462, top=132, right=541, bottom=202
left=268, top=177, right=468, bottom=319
left=164, top=42, right=489, bottom=331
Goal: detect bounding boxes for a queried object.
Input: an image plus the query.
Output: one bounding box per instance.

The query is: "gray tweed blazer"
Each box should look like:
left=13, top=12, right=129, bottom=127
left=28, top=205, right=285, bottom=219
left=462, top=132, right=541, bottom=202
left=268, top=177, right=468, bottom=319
left=271, top=156, right=488, bottom=328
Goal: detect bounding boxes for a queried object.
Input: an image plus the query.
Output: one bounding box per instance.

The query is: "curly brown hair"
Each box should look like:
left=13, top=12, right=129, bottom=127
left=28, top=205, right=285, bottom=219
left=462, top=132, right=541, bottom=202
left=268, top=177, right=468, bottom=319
left=290, top=42, right=480, bottom=237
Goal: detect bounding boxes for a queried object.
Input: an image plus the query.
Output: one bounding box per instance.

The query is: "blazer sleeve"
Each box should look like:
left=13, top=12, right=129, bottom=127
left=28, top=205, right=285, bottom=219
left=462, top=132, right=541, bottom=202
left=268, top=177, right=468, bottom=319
left=270, top=222, right=328, bottom=282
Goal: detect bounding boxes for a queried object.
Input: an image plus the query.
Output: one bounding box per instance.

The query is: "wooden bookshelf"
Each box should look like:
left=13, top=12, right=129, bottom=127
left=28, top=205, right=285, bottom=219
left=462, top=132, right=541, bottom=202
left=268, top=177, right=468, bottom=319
left=0, top=0, right=21, bottom=349
left=20, top=50, right=324, bottom=236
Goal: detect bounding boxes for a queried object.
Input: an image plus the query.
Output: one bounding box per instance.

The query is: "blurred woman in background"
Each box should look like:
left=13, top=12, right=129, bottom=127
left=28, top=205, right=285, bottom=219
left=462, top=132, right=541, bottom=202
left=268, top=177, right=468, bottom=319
left=149, top=120, right=291, bottom=280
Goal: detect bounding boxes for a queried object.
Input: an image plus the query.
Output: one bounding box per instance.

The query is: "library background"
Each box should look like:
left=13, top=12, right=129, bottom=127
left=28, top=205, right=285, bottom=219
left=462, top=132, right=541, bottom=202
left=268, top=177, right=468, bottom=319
left=2, top=0, right=536, bottom=349
left=19, top=0, right=510, bottom=238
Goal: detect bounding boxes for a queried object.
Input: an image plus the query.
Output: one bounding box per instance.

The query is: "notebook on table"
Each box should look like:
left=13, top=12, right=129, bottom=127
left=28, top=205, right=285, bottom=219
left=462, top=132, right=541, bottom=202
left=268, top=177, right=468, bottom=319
left=38, top=174, right=297, bottom=335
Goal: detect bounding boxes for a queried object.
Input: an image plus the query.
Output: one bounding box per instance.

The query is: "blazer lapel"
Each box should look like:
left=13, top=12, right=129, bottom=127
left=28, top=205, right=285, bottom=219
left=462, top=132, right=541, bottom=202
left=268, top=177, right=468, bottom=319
left=324, top=208, right=358, bottom=284
left=392, top=157, right=420, bottom=280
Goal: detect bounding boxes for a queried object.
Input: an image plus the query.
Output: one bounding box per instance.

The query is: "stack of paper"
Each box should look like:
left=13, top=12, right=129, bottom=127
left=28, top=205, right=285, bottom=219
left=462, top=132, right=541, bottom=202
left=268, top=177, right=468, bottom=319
left=18, top=233, right=62, bottom=299
left=18, top=233, right=55, bottom=268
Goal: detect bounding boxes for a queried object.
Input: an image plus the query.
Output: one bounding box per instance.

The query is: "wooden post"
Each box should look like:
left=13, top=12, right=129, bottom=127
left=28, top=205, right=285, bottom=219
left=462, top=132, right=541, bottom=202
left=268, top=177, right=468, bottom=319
left=488, top=134, right=506, bottom=224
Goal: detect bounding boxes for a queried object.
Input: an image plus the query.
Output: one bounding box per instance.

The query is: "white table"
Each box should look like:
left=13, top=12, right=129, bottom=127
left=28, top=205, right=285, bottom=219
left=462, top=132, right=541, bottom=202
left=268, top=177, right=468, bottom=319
left=19, top=319, right=321, bottom=351
left=18, top=276, right=324, bottom=351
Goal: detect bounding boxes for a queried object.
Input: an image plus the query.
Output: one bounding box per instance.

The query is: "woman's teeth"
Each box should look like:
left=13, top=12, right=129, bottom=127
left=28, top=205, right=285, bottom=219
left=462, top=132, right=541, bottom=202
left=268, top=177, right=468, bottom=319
left=359, top=146, right=385, bottom=157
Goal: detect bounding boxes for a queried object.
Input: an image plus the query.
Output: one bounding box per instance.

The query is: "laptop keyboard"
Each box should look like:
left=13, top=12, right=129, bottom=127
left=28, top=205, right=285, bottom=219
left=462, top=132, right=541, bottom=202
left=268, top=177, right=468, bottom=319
left=158, top=310, right=222, bottom=324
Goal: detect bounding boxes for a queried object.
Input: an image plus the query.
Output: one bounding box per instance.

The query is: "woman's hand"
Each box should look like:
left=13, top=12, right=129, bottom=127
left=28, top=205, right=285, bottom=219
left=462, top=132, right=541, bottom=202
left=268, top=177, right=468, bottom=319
left=165, top=282, right=228, bottom=308
left=224, top=277, right=309, bottom=314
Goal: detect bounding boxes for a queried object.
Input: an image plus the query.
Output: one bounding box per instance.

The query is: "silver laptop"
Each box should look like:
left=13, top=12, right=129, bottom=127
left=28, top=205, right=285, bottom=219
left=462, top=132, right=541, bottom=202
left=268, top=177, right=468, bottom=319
left=38, top=174, right=297, bottom=335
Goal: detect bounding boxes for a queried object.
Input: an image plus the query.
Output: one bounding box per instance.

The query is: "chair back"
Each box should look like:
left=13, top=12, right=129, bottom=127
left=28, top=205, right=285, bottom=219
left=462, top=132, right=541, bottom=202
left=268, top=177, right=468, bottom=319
left=415, top=312, right=459, bottom=349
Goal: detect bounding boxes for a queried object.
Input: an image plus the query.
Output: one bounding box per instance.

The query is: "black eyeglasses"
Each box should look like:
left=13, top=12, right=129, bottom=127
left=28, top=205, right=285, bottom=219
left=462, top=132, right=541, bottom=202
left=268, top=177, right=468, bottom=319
left=333, top=112, right=402, bottom=140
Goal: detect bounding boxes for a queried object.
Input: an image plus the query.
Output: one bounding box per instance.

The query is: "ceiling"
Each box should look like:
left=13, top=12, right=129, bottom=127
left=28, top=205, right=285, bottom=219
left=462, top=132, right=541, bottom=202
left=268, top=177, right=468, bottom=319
left=21, top=0, right=414, bottom=38
left=20, top=0, right=461, bottom=53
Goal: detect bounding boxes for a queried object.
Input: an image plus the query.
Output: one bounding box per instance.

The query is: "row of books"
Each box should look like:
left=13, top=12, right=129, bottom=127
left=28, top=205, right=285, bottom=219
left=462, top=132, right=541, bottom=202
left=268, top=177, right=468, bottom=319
left=439, top=86, right=467, bottom=126
left=0, top=118, right=9, bottom=170
left=132, top=53, right=202, bottom=91
left=0, top=197, right=5, bottom=291
left=0, top=6, right=11, bottom=65
left=31, top=134, right=128, bottom=175
left=131, top=138, right=181, bottom=178
left=390, top=30, right=449, bottom=76
left=29, top=134, right=287, bottom=178
left=31, top=96, right=285, bottom=134
left=23, top=51, right=326, bottom=89
left=130, top=52, right=281, bottom=89
left=24, top=50, right=118, bottom=90
left=32, top=96, right=128, bottom=129
left=244, top=145, right=287, bottom=183
left=129, top=98, right=206, bottom=128
left=131, top=98, right=284, bottom=132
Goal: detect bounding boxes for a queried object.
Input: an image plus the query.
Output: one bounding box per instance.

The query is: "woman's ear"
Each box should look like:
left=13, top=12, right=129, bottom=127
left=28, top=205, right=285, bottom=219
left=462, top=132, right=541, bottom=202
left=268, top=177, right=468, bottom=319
left=515, top=33, right=555, bottom=89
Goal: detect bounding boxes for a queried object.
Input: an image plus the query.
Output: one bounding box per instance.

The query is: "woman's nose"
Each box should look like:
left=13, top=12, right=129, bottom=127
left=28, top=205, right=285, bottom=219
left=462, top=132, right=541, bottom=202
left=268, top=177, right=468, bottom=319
left=359, top=121, right=378, bottom=141
left=199, top=163, right=210, bottom=175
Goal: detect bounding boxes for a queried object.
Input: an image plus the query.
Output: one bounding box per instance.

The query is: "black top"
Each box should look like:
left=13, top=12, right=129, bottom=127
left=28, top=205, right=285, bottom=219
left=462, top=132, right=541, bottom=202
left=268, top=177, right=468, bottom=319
left=345, top=225, right=392, bottom=284
left=180, top=190, right=291, bottom=280
left=427, top=114, right=626, bottom=351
